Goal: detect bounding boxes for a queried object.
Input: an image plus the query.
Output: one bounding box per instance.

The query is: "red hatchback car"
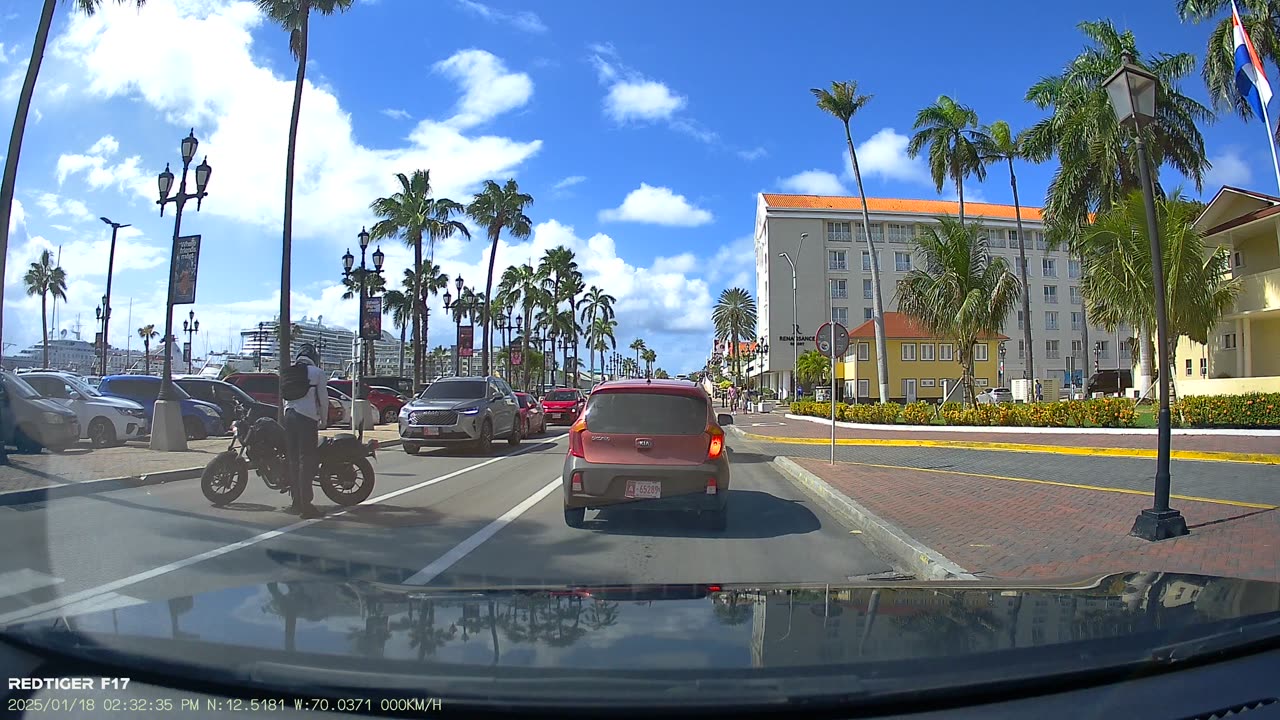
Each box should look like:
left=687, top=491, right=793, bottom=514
left=541, top=388, right=585, bottom=425
left=561, top=379, right=732, bottom=531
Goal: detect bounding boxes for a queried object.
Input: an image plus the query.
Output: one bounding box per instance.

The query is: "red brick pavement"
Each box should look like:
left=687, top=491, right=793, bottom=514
left=735, top=412, right=1280, bottom=455
left=792, top=456, right=1280, bottom=583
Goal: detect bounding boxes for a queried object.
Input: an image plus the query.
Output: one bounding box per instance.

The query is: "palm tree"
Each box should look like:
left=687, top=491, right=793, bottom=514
left=138, top=324, right=158, bottom=374
left=0, top=0, right=146, bottom=346
left=561, top=273, right=585, bottom=386
left=467, top=180, right=534, bottom=377
left=23, top=249, right=67, bottom=368
left=711, top=288, right=758, bottom=386
left=812, top=80, right=890, bottom=403
left=795, top=349, right=829, bottom=387
left=403, top=262, right=449, bottom=380
left=498, top=263, right=547, bottom=390
left=370, top=170, right=470, bottom=391
left=641, top=348, right=656, bottom=378
left=895, top=217, right=1021, bottom=406
left=258, top=0, right=353, bottom=398
left=1177, top=0, right=1280, bottom=136
left=382, top=289, right=412, bottom=378
left=907, top=95, right=986, bottom=225
left=628, top=338, right=645, bottom=378
left=974, top=119, right=1035, bottom=381
left=579, top=285, right=617, bottom=385
left=587, top=315, right=617, bottom=386
left=1079, top=191, right=1240, bottom=394
left=1022, top=20, right=1211, bottom=229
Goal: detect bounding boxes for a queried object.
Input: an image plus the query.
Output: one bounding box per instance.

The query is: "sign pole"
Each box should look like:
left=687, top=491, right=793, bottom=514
left=830, top=322, right=836, bottom=465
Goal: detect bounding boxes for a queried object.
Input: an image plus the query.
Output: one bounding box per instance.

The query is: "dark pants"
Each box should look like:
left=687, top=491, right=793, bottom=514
left=284, top=409, right=318, bottom=507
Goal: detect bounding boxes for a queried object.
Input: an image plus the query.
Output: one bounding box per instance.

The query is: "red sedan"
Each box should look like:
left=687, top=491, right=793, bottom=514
left=514, top=392, right=546, bottom=436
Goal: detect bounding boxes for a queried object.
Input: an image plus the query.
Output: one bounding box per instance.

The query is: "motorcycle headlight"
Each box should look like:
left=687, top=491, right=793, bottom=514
left=42, top=412, right=66, bottom=424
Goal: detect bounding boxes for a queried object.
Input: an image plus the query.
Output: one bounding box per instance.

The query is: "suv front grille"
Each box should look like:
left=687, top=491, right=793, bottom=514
left=410, top=410, right=458, bottom=425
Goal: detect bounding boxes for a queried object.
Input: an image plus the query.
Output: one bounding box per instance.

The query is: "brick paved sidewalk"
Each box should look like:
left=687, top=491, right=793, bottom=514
left=0, top=427, right=402, bottom=496
left=734, top=411, right=1280, bottom=456
left=791, top=456, right=1279, bottom=583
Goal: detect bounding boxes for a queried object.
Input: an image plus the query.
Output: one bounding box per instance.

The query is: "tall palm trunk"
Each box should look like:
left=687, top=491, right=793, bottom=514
left=411, top=239, right=423, bottom=391
left=482, top=230, right=499, bottom=377
left=1079, top=280, right=1090, bottom=393
left=40, top=294, right=49, bottom=367
left=278, top=8, right=309, bottom=420
left=1010, top=157, right=1033, bottom=381
left=144, top=339, right=151, bottom=374
left=398, top=319, right=406, bottom=378
left=954, top=152, right=966, bottom=227
left=844, top=122, right=890, bottom=402
left=0, top=0, right=57, bottom=346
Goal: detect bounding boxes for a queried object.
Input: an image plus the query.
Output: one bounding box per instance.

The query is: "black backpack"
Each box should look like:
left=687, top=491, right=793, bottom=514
left=281, top=361, right=312, bottom=401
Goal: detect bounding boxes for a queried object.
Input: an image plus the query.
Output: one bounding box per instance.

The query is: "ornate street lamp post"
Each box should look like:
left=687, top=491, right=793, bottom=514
left=183, top=310, right=199, bottom=374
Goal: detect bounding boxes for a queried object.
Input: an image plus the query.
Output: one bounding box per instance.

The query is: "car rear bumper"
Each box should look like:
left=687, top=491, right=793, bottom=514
left=561, top=456, right=730, bottom=511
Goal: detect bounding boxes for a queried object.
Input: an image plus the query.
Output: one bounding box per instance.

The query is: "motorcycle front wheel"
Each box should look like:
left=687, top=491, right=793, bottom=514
left=318, top=457, right=375, bottom=506
left=201, top=451, right=249, bottom=506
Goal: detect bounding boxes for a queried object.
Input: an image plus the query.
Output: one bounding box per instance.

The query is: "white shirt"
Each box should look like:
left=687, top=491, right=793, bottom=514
left=284, top=359, right=327, bottom=427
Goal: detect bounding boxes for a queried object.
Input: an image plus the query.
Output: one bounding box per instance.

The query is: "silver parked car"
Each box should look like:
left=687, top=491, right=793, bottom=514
left=22, top=371, right=147, bottom=447
left=398, top=376, right=521, bottom=456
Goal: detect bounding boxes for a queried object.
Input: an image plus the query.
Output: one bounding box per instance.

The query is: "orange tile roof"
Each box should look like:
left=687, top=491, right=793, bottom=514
left=847, top=312, right=1008, bottom=341
left=762, top=194, right=1044, bottom=222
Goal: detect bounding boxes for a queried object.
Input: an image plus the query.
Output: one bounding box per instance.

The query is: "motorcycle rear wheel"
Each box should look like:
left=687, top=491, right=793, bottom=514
left=201, top=451, right=249, bottom=506
left=319, top=457, right=375, bottom=506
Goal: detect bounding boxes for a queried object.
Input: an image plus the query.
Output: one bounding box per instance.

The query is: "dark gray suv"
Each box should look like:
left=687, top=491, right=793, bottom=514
left=398, top=376, right=521, bottom=455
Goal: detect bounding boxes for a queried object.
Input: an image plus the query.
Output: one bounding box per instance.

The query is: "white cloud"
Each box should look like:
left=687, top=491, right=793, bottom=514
left=55, top=146, right=143, bottom=191
left=778, top=170, right=848, bottom=196
left=552, top=175, right=585, bottom=190
left=7, top=198, right=23, bottom=234
left=1205, top=147, right=1253, bottom=188
left=48, top=1, right=541, bottom=242
left=605, top=80, right=685, bottom=123
left=737, top=146, right=767, bottom=161
left=708, top=235, right=754, bottom=291
left=88, top=135, right=119, bottom=156
left=35, top=192, right=93, bottom=221
left=433, top=49, right=534, bottom=129
left=380, top=108, right=410, bottom=120
left=598, top=183, right=713, bottom=227
left=454, top=0, right=547, bottom=33
left=844, top=128, right=932, bottom=186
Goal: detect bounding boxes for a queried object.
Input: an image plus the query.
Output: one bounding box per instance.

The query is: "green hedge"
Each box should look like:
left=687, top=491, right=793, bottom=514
left=1174, top=393, right=1280, bottom=429
left=788, top=397, right=1138, bottom=428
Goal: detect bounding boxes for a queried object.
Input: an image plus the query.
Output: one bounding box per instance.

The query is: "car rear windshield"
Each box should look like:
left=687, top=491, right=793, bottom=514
left=420, top=380, right=486, bottom=400
left=584, top=391, right=707, bottom=435
left=546, top=390, right=579, bottom=401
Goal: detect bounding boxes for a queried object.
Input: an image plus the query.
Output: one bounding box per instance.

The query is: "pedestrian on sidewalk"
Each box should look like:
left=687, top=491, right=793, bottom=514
left=728, top=385, right=738, bottom=412
left=283, top=344, right=326, bottom=520
left=1035, top=378, right=1043, bottom=403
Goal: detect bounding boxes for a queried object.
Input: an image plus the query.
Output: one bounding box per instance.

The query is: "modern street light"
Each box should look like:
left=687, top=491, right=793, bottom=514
left=998, top=341, right=1007, bottom=387
left=777, top=231, right=806, bottom=401
left=98, top=217, right=130, bottom=376
left=151, top=129, right=212, bottom=451
left=183, top=310, right=200, bottom=374
left=1104, top=52, right=1187, bottom=541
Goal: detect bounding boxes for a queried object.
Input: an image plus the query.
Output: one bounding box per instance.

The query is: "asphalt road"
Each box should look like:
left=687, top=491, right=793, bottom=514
left=0, top=430, right=891, bottom=628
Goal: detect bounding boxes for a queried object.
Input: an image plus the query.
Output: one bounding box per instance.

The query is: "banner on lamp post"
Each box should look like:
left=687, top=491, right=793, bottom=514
left=458, top=325, right=474, bottom=357
left=362, top=296, right=382, bottom=339
left=172, top=235, right=201, bottom=305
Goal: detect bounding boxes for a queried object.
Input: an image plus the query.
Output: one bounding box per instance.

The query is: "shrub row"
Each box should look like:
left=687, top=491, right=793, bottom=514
left=788, top=397, right=1138, bottom=428
left=1173, top=393, right=1280, bottom=429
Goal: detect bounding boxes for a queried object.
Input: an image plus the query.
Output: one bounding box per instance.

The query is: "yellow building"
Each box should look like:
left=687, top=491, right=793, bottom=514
left=1173, top=186, right=1280, bottom=396
left=837, top=313, right=1007, bottom=402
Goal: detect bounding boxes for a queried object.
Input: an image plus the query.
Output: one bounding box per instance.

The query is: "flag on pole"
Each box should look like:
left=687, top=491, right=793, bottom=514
left=1232, top=0, right=1273, bottom=117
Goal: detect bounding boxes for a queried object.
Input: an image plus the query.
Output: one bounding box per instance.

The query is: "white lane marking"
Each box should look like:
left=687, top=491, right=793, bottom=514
left=403, top=475, right=562, bottom=585
left=0, top=569, right=64, bottom=599
left=0, top=441, right=562, bottom=628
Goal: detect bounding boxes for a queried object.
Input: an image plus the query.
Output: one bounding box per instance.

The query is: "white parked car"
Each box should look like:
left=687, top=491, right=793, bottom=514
left=21, top=371, right=148, bottom=447
left=976, top=387, right=1014, bottom=404
left=326, top=386, right=376, bottom=428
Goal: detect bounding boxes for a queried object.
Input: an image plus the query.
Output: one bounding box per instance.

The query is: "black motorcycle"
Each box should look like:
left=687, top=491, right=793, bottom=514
left=200, top=401, right=378, bottom=507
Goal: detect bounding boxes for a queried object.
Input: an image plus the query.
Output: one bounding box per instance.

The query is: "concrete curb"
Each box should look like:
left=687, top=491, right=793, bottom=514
left=768, top=453, right=978, bottom=582
left=0, top=438, right=402, bottom=506
left=784, top=412, right=1280, bottom=437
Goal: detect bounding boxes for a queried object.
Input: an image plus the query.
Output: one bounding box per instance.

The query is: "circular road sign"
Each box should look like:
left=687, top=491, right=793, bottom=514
left=814, top=322, right=850, bottom=359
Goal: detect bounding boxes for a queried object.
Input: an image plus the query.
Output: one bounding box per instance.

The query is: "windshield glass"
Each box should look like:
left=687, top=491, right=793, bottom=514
left=63, top=375, right=102, bottom=397
left=2, top=372, right=40, bottom=399
left=420, top=380, right=486, bottom=400
left=545, top=390, right=579, bottom=401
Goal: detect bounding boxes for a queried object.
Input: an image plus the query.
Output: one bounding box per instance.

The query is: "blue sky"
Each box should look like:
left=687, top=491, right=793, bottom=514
left=0, top=0, right=1261, bottom=375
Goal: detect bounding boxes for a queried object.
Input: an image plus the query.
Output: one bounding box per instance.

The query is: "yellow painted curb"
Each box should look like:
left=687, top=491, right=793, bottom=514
left=808, top=459, right=1278, bottom=510
left=740, top=430, right=1280, bottom=465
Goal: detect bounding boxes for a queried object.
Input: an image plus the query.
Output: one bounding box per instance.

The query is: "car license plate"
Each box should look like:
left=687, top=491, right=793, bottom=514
left=422, top=427, right=440, bottom=436
left=624, top=480, right=661, bottom=499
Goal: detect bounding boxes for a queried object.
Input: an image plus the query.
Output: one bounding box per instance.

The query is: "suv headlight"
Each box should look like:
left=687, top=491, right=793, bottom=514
left=42, top=412, right=66, bottom=424
left=458, top=406, right=482, bottom=415
left=118, top=407, right=144, bottom=418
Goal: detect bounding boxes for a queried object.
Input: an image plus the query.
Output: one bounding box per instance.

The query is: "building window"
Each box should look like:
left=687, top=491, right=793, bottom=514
left=920, top=343, right=935, bottom=361
left=1120, top=339, right=1133, bottom=360
left=830, top=279, right=847, bottom=299
left=854, top=222, right=884, bottom=244
left=901, top=343, right=917, bottom=361
left=1070, top=286, right=1081, bottom=305
left=939, top=343, right=954, bottom=361
left=921, top=378, right=936, bottom=387
left=1043, top=285, right=1058, bottom=304
left=857, top=379, right=870, bottom=397
left=1036, top=231, right=1048, bottom=250
left=975, top=377, right=989, bottom=387
left=1017, top=311, right=1025, bottom=330
left=1009, top=229, right=1020, bottom=249
left=1015, top=256, right=1028, bottom=275
left=863, top=278, right=873, bottom=299
left=1071, top=312, right=1083, bottom=331
left=861, top=250, right=879, bottom=272
left=1046, top=339, right=1061, bottom=359
left=828, top=249, right=848, bottom=271
left=1224, top=333, right=1238, bottom=349
left=987, top=228, right=1006, bottom=248
left=1185, top=358, right=1193, bottom=377
left=1200, top=357, right=1208, bottom=377
left=1042, top=258, right=1057, bottom=277
left=1017, top=340, right=1025, bottom=360
left=1098, top=340, right=1110, bottom=358
left=831, top=307, right=848, bottom=326
left=895, top=251, right=912, bottom=272
left=863, top=307, right=873, bottom=320
left=1232, top=251, right=1242, bottom=268
left=974, top=343, right=988, bottom=361
left=1045, top=311, right=1059, bottom=330
left=827, top=221, right=852, bottom=243
left=1071, top=339, right=1083, bottom=358
left=887, top=223, right=912, bottom=244
left=858, top=342, right=870, bottom=361
left=1068, top=259, right=1081, bottom=279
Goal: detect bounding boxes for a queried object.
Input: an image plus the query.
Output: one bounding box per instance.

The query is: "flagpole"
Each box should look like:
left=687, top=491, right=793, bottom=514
left=1261, top=100, right=1280, bottom=194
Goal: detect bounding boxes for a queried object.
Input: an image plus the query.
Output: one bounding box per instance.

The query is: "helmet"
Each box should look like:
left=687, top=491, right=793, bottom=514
left=296, top=343, right=319, bottom=365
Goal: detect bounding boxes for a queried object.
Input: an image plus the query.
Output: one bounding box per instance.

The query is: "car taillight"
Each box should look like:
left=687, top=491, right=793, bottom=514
left=571, top=472, right=583, bottom=492
left=705, top=476, right=718, bottom=495
left=707, top=427, right=725, bottom=460
left=568, top=419, right=587, bottom=458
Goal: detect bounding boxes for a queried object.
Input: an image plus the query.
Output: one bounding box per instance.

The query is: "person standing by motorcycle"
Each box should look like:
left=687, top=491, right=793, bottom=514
left=284, top=343, right=326, bottom=519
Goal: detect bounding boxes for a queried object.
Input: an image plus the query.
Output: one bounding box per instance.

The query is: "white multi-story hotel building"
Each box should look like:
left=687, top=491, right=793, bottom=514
left=752, top=194, right=1133, bottom=399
